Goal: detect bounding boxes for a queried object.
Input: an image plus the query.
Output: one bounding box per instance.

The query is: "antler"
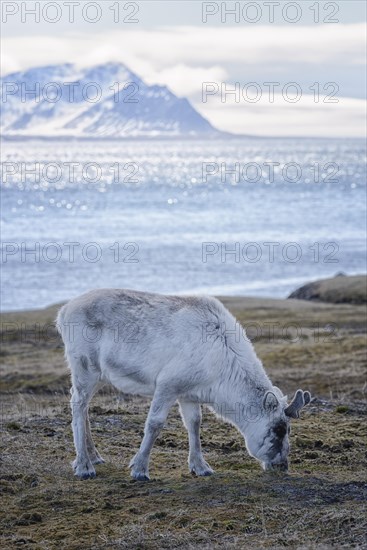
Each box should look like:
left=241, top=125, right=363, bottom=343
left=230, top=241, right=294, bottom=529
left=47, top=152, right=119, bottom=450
left=285, top=389, right=311, bottom=419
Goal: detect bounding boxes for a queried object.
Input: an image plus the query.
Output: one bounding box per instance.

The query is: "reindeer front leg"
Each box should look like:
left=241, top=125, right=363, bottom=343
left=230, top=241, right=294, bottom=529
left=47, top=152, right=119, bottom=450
left=179, top=400, right=214, bottom=476
left=129, top=389, right=176, bottom=481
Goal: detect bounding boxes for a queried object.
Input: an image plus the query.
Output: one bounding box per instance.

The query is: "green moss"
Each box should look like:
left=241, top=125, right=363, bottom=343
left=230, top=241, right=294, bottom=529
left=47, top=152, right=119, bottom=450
left=295, top=437, right=314, bottom=448
left=335, top=405, right=350, bottom=413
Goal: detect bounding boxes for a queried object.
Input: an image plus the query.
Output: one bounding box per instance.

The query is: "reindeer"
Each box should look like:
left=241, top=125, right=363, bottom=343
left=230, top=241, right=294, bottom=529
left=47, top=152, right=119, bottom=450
left=56, top=289, right=311, bottom=480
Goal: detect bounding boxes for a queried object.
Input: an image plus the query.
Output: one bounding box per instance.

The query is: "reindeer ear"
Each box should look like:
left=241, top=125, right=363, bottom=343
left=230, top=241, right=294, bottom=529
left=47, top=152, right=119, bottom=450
left=263, top=391, right=280, bottom=413
left=285, top=389, right=311, bottom=419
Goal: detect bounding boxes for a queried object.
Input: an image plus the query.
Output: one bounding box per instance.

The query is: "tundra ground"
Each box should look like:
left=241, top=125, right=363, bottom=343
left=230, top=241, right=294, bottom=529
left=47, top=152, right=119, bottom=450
left=0, top=294, right=366, bottom=549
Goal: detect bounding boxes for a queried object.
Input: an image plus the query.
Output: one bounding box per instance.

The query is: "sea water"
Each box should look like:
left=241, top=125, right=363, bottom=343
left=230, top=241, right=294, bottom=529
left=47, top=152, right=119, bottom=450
left=1, top=137, right=366, bottom=311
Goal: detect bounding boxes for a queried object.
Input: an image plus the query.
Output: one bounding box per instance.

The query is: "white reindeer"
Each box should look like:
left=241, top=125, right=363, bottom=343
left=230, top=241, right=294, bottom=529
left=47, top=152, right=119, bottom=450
left=56, top=289, right=311, bottom=480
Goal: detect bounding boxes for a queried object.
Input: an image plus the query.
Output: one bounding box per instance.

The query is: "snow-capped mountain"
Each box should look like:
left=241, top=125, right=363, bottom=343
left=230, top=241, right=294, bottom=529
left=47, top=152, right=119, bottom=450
left=0, top=62, right=222, bottom=138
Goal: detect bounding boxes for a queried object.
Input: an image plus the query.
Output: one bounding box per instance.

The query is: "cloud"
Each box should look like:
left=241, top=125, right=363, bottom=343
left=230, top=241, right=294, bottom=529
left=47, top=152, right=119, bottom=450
left=2, top=23, right=365, bottom=76
left=0, top=52, right=21, bottom=75
left=197, top=94, right=366, bottom=137
left=144, top=64, right=228, bottom=97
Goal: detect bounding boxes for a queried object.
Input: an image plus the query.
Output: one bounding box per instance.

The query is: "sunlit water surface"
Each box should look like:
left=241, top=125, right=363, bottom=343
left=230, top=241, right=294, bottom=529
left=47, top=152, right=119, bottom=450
left=1, top=138, right=366, bottom=311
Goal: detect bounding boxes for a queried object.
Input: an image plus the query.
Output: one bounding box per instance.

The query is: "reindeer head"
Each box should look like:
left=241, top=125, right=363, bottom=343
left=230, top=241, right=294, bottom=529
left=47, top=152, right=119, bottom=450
left=245, top=388, right=311, bottom=472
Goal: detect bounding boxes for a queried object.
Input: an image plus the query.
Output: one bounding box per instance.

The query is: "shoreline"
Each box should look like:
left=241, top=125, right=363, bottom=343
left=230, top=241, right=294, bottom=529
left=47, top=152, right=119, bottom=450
left=1, top=273, right=366, bottom=317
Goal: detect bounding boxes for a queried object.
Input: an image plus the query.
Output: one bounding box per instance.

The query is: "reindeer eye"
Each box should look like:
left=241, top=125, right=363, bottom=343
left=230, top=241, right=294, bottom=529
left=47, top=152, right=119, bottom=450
left=287, top=425, right=291, bottom=435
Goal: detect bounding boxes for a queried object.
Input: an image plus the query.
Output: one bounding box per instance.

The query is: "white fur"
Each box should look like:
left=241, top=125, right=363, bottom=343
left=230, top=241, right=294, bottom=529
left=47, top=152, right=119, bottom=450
left=56, top=289, right=308, bottom=480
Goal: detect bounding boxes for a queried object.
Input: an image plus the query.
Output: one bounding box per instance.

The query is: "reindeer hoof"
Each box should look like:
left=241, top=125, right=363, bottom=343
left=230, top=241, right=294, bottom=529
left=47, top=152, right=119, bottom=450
left=73, top=459, right=96, bottom=479
left=190, top=461, right=214, bottom=477
left=131, top=472, right=150, bottom=481
left=80, top=471, right=96, bottom=480
left=191, top=468, right=214, bottom=477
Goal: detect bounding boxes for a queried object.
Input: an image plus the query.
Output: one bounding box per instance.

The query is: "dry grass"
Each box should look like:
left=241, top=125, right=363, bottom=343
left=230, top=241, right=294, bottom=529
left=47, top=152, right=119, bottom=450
left=1, top=289, right=366, bottom=549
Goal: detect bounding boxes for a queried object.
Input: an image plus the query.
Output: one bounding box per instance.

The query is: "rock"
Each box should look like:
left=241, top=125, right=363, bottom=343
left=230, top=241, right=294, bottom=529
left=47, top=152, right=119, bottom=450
left=288, top=275, right=367, bottom=304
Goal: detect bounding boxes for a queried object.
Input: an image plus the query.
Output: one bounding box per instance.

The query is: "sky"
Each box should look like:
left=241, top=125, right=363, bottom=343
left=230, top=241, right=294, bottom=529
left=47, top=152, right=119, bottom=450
left=1, top=0, right=366, bottom=137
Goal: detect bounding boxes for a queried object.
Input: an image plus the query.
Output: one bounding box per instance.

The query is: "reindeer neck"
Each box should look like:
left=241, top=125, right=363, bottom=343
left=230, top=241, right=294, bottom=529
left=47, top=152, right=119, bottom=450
left=207, top=352, right=273, bottom=433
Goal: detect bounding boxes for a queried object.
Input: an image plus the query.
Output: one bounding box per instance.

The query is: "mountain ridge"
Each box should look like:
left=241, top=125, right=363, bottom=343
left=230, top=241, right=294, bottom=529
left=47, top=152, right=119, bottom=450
left=0, top=62, right=227, bottom=139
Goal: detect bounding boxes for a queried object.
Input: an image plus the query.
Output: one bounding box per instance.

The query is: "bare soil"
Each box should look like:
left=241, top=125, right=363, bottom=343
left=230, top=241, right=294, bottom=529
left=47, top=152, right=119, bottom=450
left=1, top=291, right=366, bottom=549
